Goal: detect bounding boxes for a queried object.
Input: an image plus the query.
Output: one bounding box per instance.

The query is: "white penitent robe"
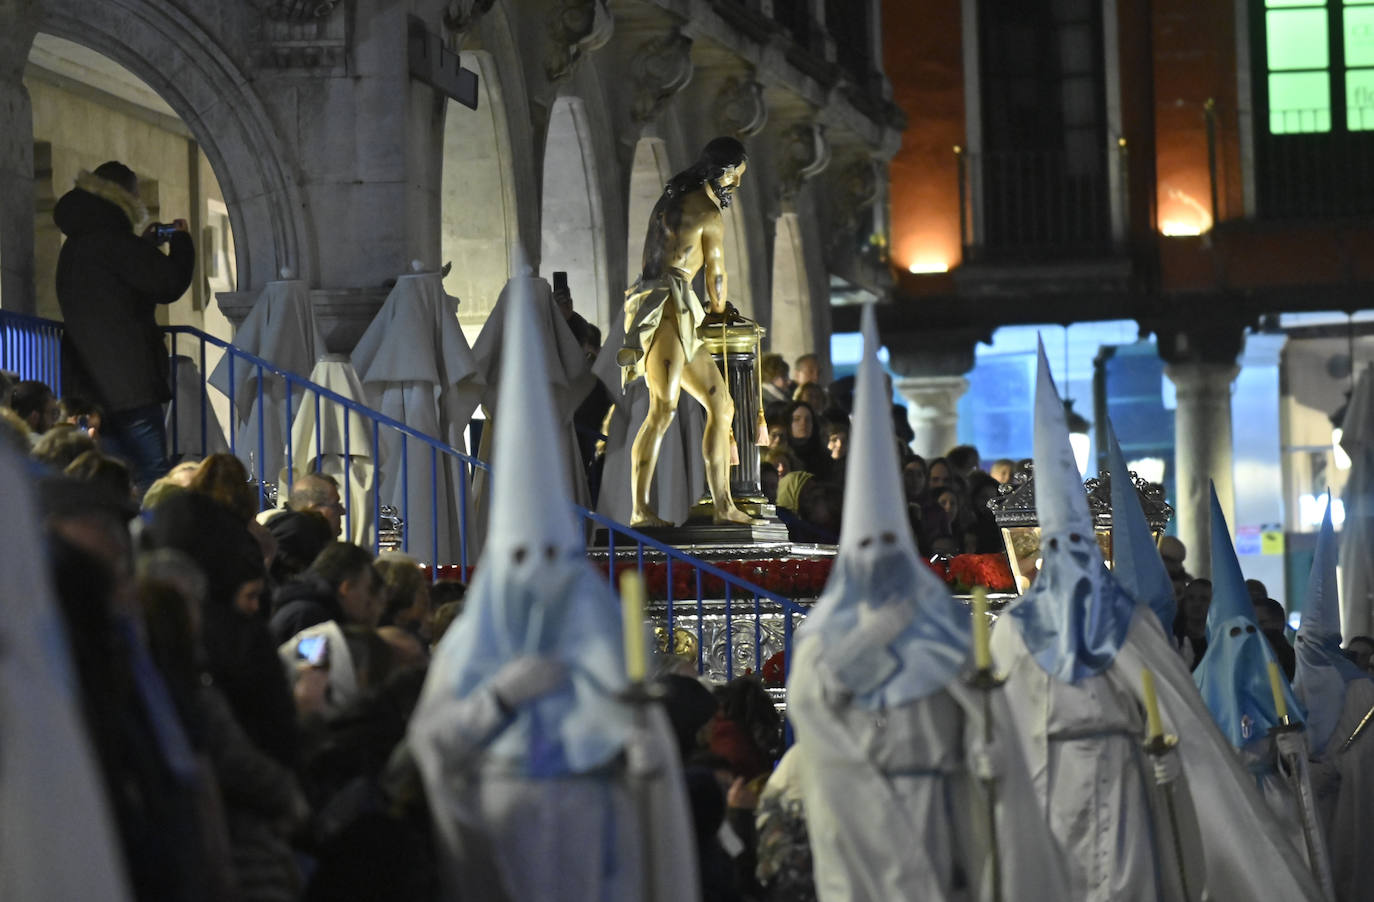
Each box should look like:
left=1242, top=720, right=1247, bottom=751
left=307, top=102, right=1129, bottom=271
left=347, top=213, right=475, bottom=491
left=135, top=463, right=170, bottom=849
left=991, top=620, right=1164, bottom=902
left=1314, top=678, right=1374, bottom=901
left=411, top=686, right=699, bottom=902
left=788, top=639, right=1068, bottom=902
left=993, top=608, right=1327, bottom=902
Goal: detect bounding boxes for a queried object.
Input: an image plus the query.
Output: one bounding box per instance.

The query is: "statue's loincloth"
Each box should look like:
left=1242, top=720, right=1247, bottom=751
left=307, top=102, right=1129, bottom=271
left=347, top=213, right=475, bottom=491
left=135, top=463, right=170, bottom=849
left=617, top=274, right=706, bottom=385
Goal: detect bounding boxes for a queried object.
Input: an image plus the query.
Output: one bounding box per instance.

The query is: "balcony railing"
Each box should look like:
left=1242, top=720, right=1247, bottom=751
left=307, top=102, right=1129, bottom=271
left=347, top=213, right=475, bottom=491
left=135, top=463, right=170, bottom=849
left=0, top=309, right=809, bottom=690
left=1225, top=104, right=1374, bottom=221
left=957, top=146, right=1122, bottom=262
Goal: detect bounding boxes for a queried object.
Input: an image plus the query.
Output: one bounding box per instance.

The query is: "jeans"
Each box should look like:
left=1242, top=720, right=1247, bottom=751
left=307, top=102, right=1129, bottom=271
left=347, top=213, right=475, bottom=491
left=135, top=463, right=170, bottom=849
left=103, top=403, right=171, bottom=491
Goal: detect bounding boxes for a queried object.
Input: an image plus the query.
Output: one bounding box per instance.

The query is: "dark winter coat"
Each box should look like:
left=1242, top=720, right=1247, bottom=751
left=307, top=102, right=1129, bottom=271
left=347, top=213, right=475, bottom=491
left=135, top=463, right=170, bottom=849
left=53, top=172, right=194, bottom=412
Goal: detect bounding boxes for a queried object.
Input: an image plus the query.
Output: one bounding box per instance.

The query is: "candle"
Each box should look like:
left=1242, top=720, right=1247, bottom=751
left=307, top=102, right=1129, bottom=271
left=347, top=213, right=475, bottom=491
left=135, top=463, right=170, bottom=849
left=971, top=586, right=992, bottom=673
left=1268, top=660, right=1289, bottom=722
left=1141, top=669, right=1164, bottom=741
left=619, top=570, right=648, bottom=683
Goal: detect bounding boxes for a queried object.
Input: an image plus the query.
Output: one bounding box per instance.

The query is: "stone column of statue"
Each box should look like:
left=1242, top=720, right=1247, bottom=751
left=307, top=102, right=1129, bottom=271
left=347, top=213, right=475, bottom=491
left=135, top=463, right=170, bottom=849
left=616, top=137, right=755, bottom=527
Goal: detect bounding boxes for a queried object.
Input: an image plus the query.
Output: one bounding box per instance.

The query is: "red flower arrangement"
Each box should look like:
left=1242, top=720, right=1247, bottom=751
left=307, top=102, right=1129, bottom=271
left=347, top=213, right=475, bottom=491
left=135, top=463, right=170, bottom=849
left=946, top=553, right=1016, bottom=593
left=429, top=553, right=1014, bottom=600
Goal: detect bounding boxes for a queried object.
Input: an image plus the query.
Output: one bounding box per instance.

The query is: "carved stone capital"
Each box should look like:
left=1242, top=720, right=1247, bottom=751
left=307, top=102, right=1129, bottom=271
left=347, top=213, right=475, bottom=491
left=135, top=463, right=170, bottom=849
left=442, top=0, right=496, bottom=40
left=546, top=0, right=614, bottom=84
left=249, top=0, right=343, bottom=20
left=249, top=0, right=348, bottom=71
left=778, top=121, right=831, bottom=200
left=631, top=30, right=694, bottom=122
left=715, top=76, right=768, bottom=137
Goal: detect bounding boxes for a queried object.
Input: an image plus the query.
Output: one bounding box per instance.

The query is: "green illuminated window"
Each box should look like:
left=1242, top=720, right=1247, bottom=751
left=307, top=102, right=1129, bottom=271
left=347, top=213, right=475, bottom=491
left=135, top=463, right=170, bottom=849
left=1348, top=2, right=1374, bottom=128
left=1266, top=0, right=1331, bottom=132
left=1262, top=0, right=1374, bottom=132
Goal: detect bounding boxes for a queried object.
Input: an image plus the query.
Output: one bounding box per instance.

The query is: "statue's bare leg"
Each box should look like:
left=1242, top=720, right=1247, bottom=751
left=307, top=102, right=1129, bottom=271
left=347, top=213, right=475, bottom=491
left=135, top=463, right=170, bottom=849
left=628, top=307, right=684, bottom=527
left=680, top=342, right=753, bottom=525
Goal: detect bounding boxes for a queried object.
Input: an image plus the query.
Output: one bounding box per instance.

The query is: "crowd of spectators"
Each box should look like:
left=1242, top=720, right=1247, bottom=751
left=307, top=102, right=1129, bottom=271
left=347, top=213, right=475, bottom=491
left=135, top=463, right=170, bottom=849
left=756, top=351, right=1015, bottom=555
left=3, top=369, right=809, bottom=901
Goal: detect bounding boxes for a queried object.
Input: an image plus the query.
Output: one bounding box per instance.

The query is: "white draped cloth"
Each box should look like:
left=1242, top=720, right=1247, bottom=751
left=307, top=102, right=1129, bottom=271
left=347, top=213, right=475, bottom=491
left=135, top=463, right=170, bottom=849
left=591, top=313, right=706, bottom=526
left=166, top=353, right=230, bottom=460
left=280, top=355, right=378, bottom=548
left=0, top=447, right=132, bottom=901
left=992, top=607, right=1327, bottom=902
left=352, top=272, right=483, bottom=566
left=470, top=277, right=595, bottom=553
left=1341, top=364, right=1374, bottom=639
left=208, top=279, right=319, bottom=485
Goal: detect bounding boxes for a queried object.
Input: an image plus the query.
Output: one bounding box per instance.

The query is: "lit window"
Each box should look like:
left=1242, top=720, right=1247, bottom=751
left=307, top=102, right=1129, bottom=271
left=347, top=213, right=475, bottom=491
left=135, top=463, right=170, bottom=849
left=1266, top=0, right=1331, bottom=133
left=1347, top=2, right=1374, bottom=129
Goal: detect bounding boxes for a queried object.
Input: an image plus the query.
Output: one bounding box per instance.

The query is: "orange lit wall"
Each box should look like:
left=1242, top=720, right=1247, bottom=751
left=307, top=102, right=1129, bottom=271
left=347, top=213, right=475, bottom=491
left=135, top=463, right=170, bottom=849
left=1152, top=0, right=1243, bottom=241
left=884, top=0, right=964, bottom=280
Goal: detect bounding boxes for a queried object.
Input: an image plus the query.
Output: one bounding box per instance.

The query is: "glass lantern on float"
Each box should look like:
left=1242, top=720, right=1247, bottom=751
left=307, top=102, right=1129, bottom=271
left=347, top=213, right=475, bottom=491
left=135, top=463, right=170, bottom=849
left=988, top=462, right=1173, bottom=594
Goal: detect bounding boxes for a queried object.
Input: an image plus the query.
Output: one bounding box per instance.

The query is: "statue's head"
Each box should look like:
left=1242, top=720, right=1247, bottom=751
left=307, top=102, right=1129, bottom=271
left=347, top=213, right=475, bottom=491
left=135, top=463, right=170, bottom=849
left=697, top=136, right=748, bottom=207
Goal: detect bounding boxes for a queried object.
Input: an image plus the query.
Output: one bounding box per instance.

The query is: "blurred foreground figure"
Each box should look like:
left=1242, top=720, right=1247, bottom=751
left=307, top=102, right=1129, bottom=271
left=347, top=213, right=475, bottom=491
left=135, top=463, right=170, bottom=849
left=407, top=257, right=699, bottom=901
left=0, top=445, right=132, bottom=900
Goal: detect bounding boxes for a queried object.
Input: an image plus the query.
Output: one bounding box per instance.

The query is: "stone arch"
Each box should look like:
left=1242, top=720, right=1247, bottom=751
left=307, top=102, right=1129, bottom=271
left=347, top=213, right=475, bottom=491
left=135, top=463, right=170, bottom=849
left=625, top=135, right=673, bottom=286
left=37, top=0, right=309, bottom=290
left=770, top=211, right=812, bottom=365
left=539, top=94, right=610, bottom=330
left=441, top=49, right=523, bottom=335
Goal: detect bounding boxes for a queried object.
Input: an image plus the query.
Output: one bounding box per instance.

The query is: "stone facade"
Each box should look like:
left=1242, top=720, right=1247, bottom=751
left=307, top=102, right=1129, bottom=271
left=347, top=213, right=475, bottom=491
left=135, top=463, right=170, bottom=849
left=0, top=0, right=901, bottom=369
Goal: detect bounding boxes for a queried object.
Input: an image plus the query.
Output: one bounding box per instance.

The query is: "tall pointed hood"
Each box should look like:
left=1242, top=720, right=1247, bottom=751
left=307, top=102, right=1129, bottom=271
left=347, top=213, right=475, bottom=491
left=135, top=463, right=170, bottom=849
left=1107, top=420, right=1176, bottom=630
left=801, top=304, right=970, bottom=708
left=1195, top=484, right=1304, bottom=749
left=410, top=246, right=630, bottom=777
left=483, top=256, right=584, bottom=565
left=1008, top=339, right=1136, bottom=682
left=1294, top=497, right=1371, bottom=755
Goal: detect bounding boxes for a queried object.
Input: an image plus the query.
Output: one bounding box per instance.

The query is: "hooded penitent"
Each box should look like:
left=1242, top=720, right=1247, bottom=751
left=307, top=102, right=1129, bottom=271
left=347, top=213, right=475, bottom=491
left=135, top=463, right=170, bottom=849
left=1008, top=341, right=1136, bottom=683
left=1294, top=497, right=1372, bottom=756
left=408, top=251, right=699, bottom=902
left=413, top=257, right=630, bottom=776
left=1107, top=420, right=1176, bottom=631
left=788, top=306, right=1070, bottom=902
left=1194, top=484, right=1304, bottom=749
left=799, top=304, right=970, bottom=707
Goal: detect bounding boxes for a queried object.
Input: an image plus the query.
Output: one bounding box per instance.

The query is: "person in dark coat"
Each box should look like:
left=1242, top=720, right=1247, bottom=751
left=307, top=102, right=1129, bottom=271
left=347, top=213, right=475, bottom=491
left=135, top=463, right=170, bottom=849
left=53, top=160, right=195, bottom=489
left=145, top=491, right=301, bottom=768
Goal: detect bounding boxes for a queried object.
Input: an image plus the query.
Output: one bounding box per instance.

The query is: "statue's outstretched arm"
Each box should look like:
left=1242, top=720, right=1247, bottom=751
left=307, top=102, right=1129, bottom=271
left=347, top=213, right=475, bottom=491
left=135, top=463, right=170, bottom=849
left=701, top=213, right=728, bottom=314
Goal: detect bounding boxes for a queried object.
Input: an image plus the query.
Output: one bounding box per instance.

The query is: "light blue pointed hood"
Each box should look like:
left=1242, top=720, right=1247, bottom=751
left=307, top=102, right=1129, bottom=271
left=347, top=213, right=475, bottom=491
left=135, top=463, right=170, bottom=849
left=414, top=248, right=631, bottom=776
left=1008, top=340, right=1136, bottom=683
left=802, top=303, right=971, bottom=709
left=1195, top=484, right=1304, bottom=750
left=1294, top=497, right=1372, bottom=755
left=1107, top=421, right=1176, bottom=631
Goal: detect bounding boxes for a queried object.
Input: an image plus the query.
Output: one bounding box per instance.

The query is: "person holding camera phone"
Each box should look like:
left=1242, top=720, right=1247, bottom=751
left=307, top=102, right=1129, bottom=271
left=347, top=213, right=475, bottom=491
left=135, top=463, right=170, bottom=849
left=54, top=160, right=194, bottom=490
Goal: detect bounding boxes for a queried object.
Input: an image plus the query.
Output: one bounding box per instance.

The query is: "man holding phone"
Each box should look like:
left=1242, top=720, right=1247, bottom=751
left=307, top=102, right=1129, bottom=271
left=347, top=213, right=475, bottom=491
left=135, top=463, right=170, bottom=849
left=53, top=160, right=194, bottom=490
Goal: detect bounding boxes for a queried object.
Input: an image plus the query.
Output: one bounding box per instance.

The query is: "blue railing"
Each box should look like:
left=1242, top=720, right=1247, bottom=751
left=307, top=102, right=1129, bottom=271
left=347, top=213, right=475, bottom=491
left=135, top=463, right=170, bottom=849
left=164, top=326, right=480, bottom=574
left=0, top=309, right=62, bottom=394
left=1, top=309, right=809, bottom=686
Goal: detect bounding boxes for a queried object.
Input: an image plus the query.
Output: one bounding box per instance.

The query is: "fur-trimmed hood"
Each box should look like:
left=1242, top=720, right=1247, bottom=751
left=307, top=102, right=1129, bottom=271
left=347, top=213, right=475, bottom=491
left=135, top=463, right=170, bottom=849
left=53, top=170, right=149, bottom=237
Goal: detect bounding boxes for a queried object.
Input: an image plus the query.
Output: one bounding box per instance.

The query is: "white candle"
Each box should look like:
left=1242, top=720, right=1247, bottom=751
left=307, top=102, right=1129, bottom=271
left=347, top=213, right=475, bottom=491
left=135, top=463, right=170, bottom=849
left=619, top=570, right=648, bottom=683
left=971, top=586, right=992, bottom=673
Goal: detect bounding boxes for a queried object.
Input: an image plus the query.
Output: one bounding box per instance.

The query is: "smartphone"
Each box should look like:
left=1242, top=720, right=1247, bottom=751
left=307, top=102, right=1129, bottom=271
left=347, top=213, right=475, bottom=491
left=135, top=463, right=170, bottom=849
left=296, top=634, right=329, bottom=667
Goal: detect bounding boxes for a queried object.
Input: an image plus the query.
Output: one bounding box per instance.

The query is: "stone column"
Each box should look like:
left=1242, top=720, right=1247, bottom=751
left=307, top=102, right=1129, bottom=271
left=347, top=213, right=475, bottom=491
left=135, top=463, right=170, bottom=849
left=895, top=375, right=968, bottom=460
left=1165, top=361, right=1239, bottom=580
left=0, top=0, right=39, bottom=313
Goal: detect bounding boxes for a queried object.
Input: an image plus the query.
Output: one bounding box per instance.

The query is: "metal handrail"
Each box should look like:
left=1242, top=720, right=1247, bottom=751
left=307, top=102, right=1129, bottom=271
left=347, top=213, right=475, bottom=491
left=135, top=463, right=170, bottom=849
left=0, top=308, right=63, bottom=394
left=3, top=309, right=808, bottom=686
